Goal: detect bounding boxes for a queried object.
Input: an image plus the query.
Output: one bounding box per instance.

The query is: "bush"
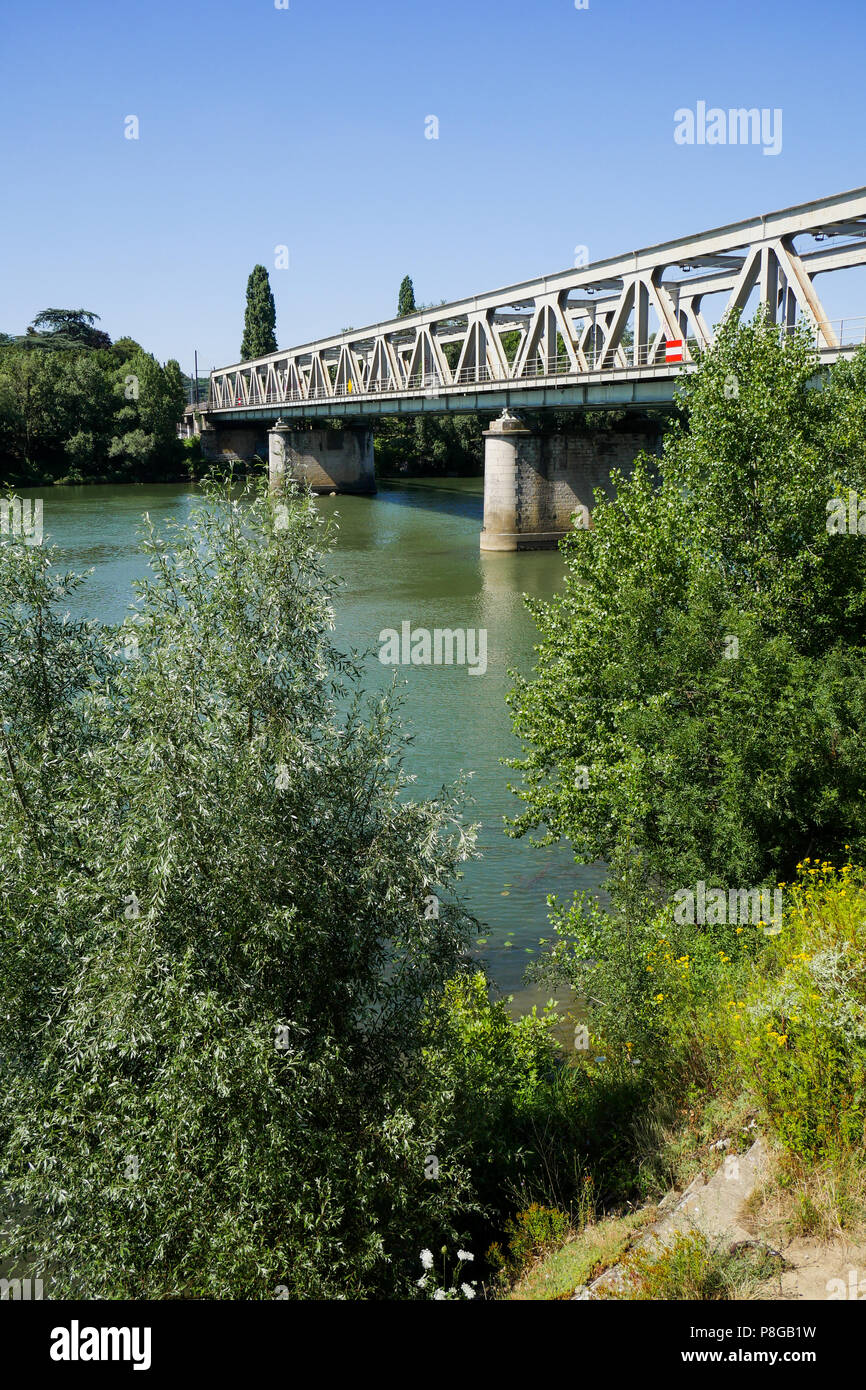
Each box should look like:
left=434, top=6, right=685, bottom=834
left=487, top=1204, right=572, bottom=1281
left=531, top=887, right=754, bottom=1092
left=0, top=478, right=486, bottom=1298
left=182, top=434, right=203, bottom=471
left=601, top=1231, right=779, bottom=1300
left=727, top=861, right=866, bottom=1158
left=507, top=314, right=866, bottom=913
left=423, top=971, right=618, bottom=1226
left=535, top=860, right=866, bottom=1182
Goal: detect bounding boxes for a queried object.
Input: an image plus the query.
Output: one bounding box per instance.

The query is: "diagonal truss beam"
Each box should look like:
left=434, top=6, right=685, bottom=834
left=209, top=186, right=866, bottom=411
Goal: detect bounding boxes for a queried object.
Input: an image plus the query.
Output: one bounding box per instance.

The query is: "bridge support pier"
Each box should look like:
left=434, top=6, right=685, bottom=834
left=199, top=418, right=269, bottom=463
left=268, top=421, right=376, bottom=495
left=480, top=410, right=656, bottom=551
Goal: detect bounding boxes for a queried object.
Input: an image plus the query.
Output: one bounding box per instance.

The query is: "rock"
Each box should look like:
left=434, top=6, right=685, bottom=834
left=573, top=1138, right=772, bottom=1300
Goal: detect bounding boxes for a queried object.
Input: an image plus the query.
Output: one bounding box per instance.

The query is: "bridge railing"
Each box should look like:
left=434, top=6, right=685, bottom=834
left=205, top=318, right=866, bottom=410
left=205, top=340, right=705, bottom=409
left=815, top=317, right=866, bottom=349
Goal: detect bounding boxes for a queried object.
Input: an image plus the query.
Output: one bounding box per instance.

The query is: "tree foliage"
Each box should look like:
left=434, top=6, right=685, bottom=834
left=374, top=412, right=488, bottom=476
left=27, top=308, right=112, bottom=351
left=240, top=265, right=278, bottom=361
left=397, top=275, right=416, bottom=318
left=0, top=480, right=489, bottom=1297
left=507, top=313, right=866, bottom=914
left=0, top=338, right=186, bottom=482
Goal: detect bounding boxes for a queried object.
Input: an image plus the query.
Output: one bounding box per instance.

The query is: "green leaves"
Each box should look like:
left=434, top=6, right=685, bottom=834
left=0, top=337, right=186, bottom=482
left=0, top=479, right=480, bottom=1297
left=508, top=315, right=866, bottom=910
left=240, top=265, right=278, bottom=361
left=397, top=275, right=416, bottom=318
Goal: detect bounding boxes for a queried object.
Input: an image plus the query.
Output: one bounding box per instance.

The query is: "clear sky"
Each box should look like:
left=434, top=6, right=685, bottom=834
left=2, top=0, right=864, bottom=376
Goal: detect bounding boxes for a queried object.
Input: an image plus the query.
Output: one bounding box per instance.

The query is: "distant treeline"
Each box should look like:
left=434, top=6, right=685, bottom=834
left=374, top=414, right=487, bottom=476
left=0, top=309, right=188, bottom=485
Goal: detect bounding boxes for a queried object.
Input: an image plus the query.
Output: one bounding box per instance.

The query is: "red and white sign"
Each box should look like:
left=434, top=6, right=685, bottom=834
left=665, top=338, right=684, bottom=363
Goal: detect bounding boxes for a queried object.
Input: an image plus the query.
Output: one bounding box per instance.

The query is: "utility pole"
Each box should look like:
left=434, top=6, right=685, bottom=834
left=194, top=350, right=199, bottom=407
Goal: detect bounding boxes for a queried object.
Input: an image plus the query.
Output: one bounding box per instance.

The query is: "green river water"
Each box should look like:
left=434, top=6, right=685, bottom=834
left=20, top=476, right=605, bottom=1016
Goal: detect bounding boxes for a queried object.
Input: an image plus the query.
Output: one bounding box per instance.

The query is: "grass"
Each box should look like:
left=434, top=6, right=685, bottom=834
left=506, top=1209, right=655, bottom=1300
left=628, top=1088, right=758, bottom=1204
left=744, top=1148, right=866, bottom=1245
left=597, top=1231, right=782, bottom=1301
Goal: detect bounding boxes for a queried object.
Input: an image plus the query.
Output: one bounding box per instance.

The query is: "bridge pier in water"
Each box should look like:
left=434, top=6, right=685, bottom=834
left=268, top=420, right=376, bottom=495
left=479, top=410, right=658, bottom=551
left=199, top=418, right=269, bottom=465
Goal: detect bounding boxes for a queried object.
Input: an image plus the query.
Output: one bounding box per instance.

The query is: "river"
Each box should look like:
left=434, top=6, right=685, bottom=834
left=19, top=477, right=604, bottom=1015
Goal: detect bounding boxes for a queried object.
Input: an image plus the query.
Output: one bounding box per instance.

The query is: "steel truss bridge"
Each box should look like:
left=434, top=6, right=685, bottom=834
left=208, top=187, right=866, bottom=422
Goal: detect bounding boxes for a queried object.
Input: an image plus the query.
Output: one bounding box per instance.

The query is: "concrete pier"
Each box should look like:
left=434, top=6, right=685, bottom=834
left=480, top=409, right=656, bottom=550
left=268, top=420, right=376, bottom=494
left=199, top=419, right=268, bottom=464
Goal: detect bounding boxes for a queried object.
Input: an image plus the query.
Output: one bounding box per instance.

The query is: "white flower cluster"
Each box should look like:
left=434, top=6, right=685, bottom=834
left=416, top=1248, right=477, bottom=1299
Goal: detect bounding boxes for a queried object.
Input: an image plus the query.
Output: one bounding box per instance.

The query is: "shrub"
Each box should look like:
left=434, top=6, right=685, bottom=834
left=601, top=1231, right=778, bottom=1300
left=0, top=478, right=485, bottom=1298
left=490, top=1204, right=572, bottom=1280
left=535, top=862, right=866, bottom=1170
left=728, top=861, right=866, bottom=1158
left=531, top=887, right=755, bottom=1092
left=423, top=973, right=589, bottom=1220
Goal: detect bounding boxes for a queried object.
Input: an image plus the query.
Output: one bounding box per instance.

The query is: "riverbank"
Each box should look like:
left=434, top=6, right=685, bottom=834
left=0, top=442, right=256, bottom=489
left=492, top=863, right=866, bottom=1300
left=507, top=1128, right=866, bottom=1300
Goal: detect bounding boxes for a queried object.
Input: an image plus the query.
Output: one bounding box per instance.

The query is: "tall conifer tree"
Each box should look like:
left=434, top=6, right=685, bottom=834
left=397, top=275, right=416, bottom=317
left=240, top=266, right=278, bottom=360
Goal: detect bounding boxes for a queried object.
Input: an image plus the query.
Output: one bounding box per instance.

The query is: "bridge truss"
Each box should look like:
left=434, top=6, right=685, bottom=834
left=208, top=187, right=866, bottom=417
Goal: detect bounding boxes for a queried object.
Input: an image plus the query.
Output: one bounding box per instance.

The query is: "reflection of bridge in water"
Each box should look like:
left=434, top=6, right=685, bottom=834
left=200, top=187, right=866, bottom=549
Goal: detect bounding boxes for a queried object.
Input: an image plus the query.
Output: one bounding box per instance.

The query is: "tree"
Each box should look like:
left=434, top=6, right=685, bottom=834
left=240, top=266, right=277, bottom=360
left=507, top=312, right=866, bottom=915
left=107, top=351, right=186, bottom=479
left=111, top=336, right=145, bottom=362
left=28, top=308, right=112, bottom=350
left=375, top=413, right=486, bottom=477
left=0, top=480, right=481, bottom=1297
left=398, top=275, right=416, bottom=317
left=0, top=346, right=72, bottom=465
left=0, top=334, right=187, bottom=482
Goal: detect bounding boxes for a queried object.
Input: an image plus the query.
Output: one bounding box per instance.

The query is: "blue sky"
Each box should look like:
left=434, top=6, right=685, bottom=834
left=2, top=0, right=864, bottom=376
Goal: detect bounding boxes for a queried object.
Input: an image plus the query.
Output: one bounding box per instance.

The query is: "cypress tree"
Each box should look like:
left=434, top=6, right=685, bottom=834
left=240, top=266, right=278, bottom=360
left=397, top=275, right=416, bottom=317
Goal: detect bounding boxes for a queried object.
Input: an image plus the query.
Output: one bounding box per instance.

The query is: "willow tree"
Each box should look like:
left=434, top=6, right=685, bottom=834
left=0, top=479, right=479, bottom=1298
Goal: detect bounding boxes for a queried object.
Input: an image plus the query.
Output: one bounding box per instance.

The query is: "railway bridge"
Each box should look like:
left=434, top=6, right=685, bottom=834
left=201, top=187, right=866, bottom=549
